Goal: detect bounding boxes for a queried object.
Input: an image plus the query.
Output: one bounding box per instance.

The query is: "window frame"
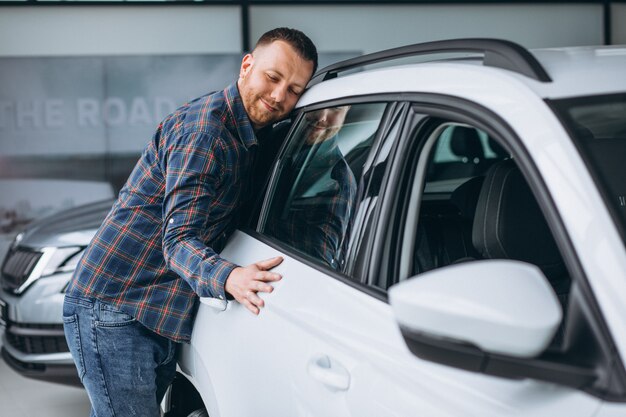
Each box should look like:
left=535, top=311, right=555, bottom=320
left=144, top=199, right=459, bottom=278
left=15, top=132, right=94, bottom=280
left=248, top=95, right=408, bottom=302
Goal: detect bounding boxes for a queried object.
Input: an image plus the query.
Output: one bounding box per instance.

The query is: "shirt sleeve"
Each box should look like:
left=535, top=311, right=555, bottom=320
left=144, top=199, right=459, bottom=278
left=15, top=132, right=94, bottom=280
left=161, top=131, right=238, bottom=300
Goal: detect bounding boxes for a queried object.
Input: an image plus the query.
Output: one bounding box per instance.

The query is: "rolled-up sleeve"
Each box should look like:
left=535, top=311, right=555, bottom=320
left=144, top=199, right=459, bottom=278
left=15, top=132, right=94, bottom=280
left=161, top=131, right=238, bottom=300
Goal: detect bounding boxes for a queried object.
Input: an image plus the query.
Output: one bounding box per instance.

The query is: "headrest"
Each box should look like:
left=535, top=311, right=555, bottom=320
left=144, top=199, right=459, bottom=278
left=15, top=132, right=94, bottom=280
left=472, top=159, right=564, bottom=278
left=450, top=126, right=483, bottom=161
left=450, top=176, right=484, bottom=220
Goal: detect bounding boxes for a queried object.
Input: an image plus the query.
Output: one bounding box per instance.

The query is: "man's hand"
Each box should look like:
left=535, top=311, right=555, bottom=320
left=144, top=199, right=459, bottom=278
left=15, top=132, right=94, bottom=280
left=225, top=256, right=283, bottom=315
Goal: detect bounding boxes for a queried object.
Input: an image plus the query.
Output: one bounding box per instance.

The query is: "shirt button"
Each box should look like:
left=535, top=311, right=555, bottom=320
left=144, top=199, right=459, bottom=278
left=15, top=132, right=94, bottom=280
left=169, top=219, right=174, bottom=224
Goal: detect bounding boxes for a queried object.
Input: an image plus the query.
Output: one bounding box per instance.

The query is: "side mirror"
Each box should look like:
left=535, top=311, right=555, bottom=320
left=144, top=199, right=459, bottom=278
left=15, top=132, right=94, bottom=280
left=389, top=260, right=597, bottom=388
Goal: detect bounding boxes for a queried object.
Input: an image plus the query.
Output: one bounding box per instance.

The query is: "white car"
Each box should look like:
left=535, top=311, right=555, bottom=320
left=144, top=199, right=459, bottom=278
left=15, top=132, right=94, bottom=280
left=163, top=38, right=626, bottom=417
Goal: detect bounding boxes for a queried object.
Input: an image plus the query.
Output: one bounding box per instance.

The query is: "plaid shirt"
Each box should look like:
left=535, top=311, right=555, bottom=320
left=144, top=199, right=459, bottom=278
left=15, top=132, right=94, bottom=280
left=266, top=137, right=356, bottom=268
left=67, top=83, right=257, bottom=343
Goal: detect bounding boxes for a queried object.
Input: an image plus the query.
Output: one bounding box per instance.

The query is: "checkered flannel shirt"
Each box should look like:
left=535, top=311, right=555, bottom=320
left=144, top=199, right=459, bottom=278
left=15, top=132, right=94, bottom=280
left=66, top=83, right=257, bottom=343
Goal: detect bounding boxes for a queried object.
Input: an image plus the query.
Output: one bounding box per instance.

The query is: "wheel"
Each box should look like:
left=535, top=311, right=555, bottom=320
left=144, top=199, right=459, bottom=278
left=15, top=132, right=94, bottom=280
left=186, top=409, right=208, bottom=417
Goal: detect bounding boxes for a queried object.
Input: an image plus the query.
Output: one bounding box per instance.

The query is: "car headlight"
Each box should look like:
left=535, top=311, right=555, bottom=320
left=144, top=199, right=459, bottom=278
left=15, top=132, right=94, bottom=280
left=41, top=246, right=85, bottom=277
left=11, top=232, right=24, bottom=249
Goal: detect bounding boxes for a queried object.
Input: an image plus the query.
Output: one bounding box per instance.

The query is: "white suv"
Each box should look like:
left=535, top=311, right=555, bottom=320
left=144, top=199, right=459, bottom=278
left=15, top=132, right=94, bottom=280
left=163, top=39, right=626, bottom=417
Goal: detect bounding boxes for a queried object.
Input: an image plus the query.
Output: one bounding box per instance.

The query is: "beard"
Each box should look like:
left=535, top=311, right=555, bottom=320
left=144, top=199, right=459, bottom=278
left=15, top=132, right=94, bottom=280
left=240, top=88, right=286, bottom=129
left=305, top=124, right=342, bottom=145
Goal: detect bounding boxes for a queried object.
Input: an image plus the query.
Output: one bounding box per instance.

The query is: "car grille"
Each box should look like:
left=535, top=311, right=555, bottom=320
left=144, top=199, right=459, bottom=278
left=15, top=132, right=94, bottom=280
left=5, top=323, right=69, bottom=354
left=1, top=248, right=43, bottom=294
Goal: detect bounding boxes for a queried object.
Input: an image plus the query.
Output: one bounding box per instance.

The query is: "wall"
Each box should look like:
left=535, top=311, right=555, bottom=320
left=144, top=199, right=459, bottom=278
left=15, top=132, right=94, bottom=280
left=0, top=5, right=242, bottom=56
left=0, top=3, right=617, bottom=59
left=614, top=3, right=626, bottom=44
left=250, top=4, right=605, bottom=53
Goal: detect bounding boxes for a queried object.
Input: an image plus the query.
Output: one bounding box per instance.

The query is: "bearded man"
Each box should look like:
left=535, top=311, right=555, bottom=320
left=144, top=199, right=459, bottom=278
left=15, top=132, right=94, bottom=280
left=63, top=28, right=317, bottom=417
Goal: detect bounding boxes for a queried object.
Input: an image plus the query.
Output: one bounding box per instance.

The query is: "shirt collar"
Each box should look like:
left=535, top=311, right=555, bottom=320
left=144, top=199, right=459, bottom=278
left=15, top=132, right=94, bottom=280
left=224, top=82, right=257, bottom=149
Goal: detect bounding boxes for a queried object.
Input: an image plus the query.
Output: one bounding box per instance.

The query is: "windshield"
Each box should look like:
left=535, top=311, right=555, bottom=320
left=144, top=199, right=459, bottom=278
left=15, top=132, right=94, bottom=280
left=551, top=93, right=626, bottom=245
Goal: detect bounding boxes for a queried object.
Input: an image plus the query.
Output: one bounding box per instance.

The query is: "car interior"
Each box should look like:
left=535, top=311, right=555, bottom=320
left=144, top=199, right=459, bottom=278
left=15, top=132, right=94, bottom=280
left=407, top=123, right=572, bottom=329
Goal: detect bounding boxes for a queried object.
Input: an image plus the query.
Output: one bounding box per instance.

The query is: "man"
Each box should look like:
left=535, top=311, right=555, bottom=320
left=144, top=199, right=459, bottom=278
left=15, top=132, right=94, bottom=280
left=266, top=106, right=356, bottom=268
left=62, top=28, right=317, bottom=417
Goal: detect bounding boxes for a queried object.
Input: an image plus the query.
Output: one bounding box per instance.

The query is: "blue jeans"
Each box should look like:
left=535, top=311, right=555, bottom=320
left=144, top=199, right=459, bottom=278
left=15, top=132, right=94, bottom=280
left=63, top=294, right=178, bottom=417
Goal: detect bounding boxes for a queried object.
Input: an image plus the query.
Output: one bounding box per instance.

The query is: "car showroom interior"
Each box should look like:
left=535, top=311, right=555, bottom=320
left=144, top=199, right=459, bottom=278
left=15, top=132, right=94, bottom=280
left=1, top=1, right=626, bottom=416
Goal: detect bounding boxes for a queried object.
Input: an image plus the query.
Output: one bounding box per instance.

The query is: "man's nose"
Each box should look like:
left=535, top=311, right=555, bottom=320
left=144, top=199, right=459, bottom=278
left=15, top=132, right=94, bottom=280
left=271, top=85, right=287, bottom=103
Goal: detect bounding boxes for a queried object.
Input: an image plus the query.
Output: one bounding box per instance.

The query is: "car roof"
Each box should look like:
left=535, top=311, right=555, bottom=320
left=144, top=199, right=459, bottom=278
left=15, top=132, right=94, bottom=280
left=298, top=40, right=626, bottom=108
left=528, top=45, right=626, bottom=98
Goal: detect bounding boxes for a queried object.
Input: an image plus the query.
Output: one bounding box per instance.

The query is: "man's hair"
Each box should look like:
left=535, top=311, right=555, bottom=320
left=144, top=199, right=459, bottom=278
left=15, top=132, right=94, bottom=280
left=255, top=27, right=318, bottom=75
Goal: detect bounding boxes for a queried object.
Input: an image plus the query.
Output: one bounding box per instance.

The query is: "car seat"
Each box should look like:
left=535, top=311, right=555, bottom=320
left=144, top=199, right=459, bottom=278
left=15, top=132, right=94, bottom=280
left=472, top=159, right=570, bottom=296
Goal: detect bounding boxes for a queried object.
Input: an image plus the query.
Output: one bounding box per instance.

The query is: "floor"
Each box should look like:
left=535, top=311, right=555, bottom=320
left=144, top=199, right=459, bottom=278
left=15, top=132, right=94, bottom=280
left=0, top=339, right=91, bottom=417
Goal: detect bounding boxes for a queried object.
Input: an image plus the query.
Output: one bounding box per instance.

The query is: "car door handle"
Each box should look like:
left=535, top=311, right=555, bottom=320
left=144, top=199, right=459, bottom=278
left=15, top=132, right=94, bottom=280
left=307, top=354, right=350, bottom=392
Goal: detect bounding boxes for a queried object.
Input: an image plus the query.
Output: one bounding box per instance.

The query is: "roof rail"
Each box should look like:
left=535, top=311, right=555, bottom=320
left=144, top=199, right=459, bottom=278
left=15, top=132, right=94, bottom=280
left=308, top=38, right=552, bottom=87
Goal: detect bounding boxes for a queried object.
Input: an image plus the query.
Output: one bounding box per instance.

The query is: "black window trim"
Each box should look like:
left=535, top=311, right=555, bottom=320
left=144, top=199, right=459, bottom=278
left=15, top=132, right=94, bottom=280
left=346, top=101, right=410, bottom=282
left=364, top=92, right=626, bottom=400
left=383, top=115, right=451, bottom=284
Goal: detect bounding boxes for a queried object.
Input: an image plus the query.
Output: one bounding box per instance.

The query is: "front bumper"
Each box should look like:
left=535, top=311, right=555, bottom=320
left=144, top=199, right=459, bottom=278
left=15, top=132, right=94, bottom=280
left=2, top=345, right=80, bottom=386
left=1, top=296, right=80, bottom=387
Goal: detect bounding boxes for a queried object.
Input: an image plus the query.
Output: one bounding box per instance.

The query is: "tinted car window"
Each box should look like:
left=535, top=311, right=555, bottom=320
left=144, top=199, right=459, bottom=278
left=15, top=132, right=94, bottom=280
left=551, top=93, right=626, bottom=245
left=260, top=102, right=387, bottom=271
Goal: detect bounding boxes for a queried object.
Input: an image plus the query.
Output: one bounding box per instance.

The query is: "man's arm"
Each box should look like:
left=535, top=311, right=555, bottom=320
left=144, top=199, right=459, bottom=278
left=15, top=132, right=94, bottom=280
left=161, top=131, right=236, bottom=299
left=160, top=131, right=282, bottom=313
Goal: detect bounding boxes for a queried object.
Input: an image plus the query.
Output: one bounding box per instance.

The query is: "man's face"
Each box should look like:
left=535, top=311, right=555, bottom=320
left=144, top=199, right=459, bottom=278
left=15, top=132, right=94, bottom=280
left=238, top=41, right=314, bottom=130
left=304, top=106, right=350, bottom=145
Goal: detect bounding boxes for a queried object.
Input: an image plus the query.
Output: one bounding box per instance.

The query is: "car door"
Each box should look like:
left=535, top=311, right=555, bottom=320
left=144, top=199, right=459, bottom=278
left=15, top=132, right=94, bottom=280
left=190, top=100, right=411, bottom=417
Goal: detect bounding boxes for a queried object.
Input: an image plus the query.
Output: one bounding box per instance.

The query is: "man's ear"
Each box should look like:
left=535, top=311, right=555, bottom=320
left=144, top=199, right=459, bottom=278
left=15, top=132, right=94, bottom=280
left=239, top=53, right=254, bottom=79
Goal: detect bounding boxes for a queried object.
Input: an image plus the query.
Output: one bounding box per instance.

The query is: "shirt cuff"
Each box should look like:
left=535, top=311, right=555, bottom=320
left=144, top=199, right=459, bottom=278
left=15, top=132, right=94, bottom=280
left=209, top=258, right=238, bottom=300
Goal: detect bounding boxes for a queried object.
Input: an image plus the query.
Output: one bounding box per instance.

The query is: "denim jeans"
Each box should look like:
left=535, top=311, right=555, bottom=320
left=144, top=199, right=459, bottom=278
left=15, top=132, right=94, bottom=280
left=63, top=294, right=178, bottom=417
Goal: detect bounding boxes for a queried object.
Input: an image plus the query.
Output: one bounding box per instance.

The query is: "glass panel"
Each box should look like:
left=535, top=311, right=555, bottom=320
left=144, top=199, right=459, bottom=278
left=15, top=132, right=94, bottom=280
left=425, top=124, right=509, bottom=193
left=551, top=93, right=626, bottom=245
left=261, top=102, right=386, bottom=271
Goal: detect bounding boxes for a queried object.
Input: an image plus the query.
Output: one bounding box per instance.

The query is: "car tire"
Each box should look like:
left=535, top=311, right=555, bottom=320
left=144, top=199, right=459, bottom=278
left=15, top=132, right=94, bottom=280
left=186, top=409, right=208, bottom=417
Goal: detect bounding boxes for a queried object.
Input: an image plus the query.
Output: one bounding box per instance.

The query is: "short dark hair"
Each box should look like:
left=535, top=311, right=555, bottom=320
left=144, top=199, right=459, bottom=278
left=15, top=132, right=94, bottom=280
left=255, top=27, right=318, bottom=75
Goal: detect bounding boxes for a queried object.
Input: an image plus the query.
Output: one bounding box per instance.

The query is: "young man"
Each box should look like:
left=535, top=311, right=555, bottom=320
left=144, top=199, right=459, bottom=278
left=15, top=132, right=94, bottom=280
left=63, top=28, right=317, bottom=417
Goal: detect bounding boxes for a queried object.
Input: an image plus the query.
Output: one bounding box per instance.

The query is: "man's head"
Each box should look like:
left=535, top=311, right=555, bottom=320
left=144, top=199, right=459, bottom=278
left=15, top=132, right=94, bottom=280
left=304, top=106, right=350, bottom=145
left=238, top=28, right=318, bottom=130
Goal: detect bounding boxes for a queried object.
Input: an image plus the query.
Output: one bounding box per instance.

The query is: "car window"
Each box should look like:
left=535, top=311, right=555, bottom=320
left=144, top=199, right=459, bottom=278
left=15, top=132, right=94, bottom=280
left=426, top=124, right=508, bottom=187
left=392, top=122, right=571, bottom=284
left=408, top=124, right=533, bottom=278
left=259, top=102, right=387, bottom=271
left=381, top=118, right=573, bottom=342
left=551, top=93, right=626, bottom=245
